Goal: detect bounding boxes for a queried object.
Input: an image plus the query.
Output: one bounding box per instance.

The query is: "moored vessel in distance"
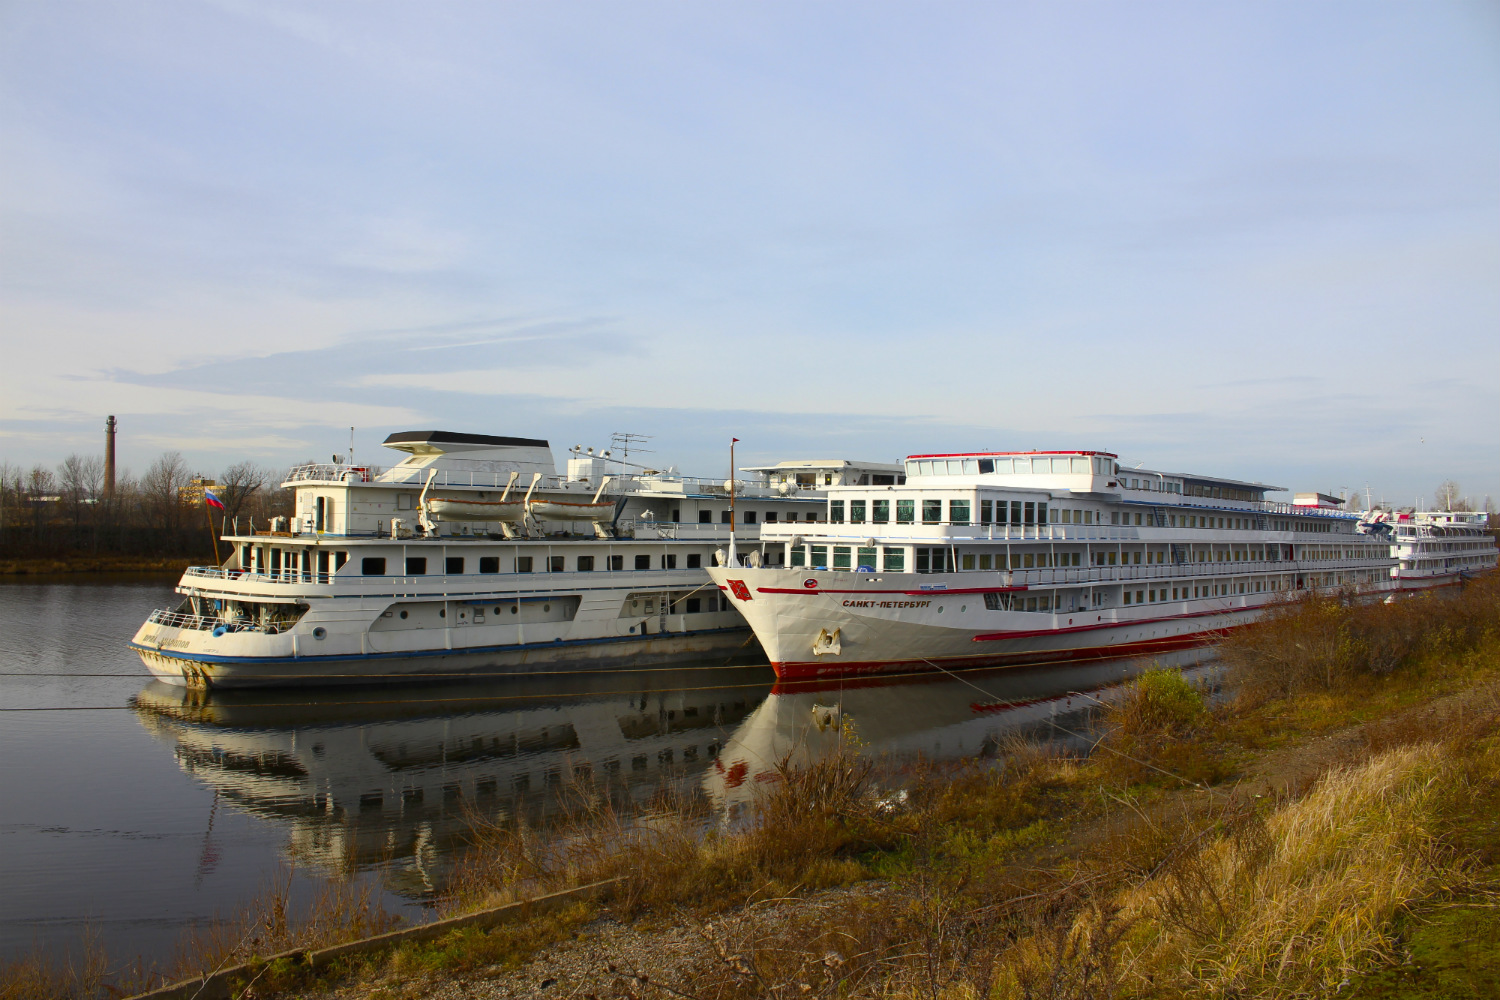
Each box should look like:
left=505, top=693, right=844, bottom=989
left=707, top=449, right=1399, bottom=679
left=131, top=431, right=902, bottom=688
left=1358, top=508, right=1497, bottom=592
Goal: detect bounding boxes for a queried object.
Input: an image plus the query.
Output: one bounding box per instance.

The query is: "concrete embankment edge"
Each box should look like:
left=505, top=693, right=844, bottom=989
left=124, top=877, right=624, bottom=1000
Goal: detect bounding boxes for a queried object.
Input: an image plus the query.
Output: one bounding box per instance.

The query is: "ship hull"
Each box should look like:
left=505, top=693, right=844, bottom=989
left=709, top=566, right=1281, bottom=680
left=132, top=625, right=760, bottom=689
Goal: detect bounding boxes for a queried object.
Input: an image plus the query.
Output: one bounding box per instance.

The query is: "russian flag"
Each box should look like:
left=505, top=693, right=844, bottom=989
left=204, top=490, right=225, bottom=510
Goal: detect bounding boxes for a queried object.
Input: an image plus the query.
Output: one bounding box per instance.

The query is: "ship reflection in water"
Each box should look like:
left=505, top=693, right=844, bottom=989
left=130, top=648, right=1212, bottom=901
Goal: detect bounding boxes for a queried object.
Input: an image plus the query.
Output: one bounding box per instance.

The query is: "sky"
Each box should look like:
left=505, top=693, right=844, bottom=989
left=2, top=0, right=1497, bottom=509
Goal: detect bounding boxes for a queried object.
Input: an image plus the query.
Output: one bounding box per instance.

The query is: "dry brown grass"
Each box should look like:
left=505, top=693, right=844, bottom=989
left=0, top=932, right=107, bottom=1000
left=443, top=730, right=894, bottom=921
left=1221, top=573, right=1500, bottom=702
left=0, top=868, right=398, bottom=1000
left=1108, top=743, right=1471, bottom=997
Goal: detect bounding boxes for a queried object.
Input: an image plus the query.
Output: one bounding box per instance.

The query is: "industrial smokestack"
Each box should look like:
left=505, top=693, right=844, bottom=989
left=104, top=415, right=117, bottom=499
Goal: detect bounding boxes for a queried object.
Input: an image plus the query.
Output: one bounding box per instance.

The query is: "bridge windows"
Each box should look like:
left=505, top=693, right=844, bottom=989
left=914, top=547, right=951, bottom=573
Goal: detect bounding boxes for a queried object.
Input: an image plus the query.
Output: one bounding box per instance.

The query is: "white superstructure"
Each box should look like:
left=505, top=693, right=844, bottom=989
left=707, top=449, right=1399, bottom=679
left=131, top=431, right=902, bottom=687
left=1359, top=509, right=1497, bottom=591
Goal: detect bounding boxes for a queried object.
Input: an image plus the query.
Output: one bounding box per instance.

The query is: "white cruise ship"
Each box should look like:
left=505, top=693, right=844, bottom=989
left=131, top=431, right=901, bottom=687
left=1359, top=509, right=1497, bottom=591
left=706, top=449, right=1398, bottom=679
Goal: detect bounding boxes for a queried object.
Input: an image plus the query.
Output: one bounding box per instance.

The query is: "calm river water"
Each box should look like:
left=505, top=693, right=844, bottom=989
left=0, top=577, right=1214, bottom=969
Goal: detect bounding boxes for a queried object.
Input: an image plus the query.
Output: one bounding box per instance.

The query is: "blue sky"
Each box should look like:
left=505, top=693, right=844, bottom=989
left=2, top=1, right=1497, bottom=508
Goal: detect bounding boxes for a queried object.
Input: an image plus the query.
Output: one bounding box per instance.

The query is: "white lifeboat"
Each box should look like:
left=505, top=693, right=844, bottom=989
left=423, top=497, right=527, bottom=523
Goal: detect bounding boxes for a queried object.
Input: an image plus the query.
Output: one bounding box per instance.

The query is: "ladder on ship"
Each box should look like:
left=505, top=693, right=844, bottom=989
left=1151, top=506, right=1168, bottom=527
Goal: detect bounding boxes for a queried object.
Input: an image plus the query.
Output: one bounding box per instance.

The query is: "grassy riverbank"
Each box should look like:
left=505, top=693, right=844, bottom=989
left=7, top=575, right=1499, bottom=999
left=0, top=555, right=195, bottom=576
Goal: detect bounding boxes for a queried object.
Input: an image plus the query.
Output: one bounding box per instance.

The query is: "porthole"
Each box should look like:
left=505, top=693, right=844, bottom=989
left=399, top=610, right=408, bottom=619
left=511, top=606, right=518, bottom=615
left=439, top=609, right=446, bottom=618
left=543, top=604, right=550, bottom=612
left=960, top=605, right=967, bottom=613
left=312, top=626, right=327, bottom=639
left=937, top=606, right=944, bottom=614
left=493, top=607, right=501, bottom=615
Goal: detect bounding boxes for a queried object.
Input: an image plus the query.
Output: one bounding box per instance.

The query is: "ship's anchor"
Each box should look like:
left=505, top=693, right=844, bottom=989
left=812, top=627, right=842, bottom=656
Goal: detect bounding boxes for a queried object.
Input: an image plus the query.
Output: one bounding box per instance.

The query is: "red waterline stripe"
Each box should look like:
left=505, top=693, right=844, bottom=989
left=770, top=626, right=1248, bottom=680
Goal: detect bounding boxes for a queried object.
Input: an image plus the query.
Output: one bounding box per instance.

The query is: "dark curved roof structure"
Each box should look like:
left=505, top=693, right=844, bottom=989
left=382, top=431, right=550, bottom=448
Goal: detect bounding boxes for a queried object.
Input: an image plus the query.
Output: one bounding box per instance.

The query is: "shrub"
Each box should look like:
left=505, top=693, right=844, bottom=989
left=1111, top=667, right=1206, bottom=739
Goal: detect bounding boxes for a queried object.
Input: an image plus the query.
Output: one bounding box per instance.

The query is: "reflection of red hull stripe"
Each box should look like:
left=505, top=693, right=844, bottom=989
left=756, top=586, right=1029, bottom=596
left=972, top=605, right=1254, bottom=641
left=770, top=627, right=1246, bottom=679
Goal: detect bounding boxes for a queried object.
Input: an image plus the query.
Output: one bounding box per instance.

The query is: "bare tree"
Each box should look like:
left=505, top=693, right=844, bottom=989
left=141, top=451, right=191, bottom=533
left=58, top=454, right=105, bottom=534
left=217, top=461, right=269, bottom=522
left=0, top=460, right=17, bottom=542
left=1434, top=480, right=1470, bottom=512
left=25, top=464, right=58, bottom=533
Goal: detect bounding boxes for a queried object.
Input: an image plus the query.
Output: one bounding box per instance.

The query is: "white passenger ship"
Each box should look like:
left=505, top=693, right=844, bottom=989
left=706, top=450, right=1399, bottom=679
left=1359, top=509, right=1497, bottom=591
left=131, top=431, right=901, bottom=687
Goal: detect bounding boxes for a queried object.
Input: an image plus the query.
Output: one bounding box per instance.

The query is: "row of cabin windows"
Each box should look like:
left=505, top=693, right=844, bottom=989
left=359, top=552, right=706, bottom=576
left=1121, top=477, right=1182, bottom=493
left=1185, top=483, right=1260, bottom=502
left=908, top=456, right=1112, bottom=477
left=789, top=545, right=906, bottom=572
left=829, top=499, right=1051, bottom=526
left=827, top=502, right=1336, bottom=533
left=983, top=592, right=1057, bottom=611
left=244, top=547, right=348, bottom=573
left=694, top=509, right=821, bottom=524
left=645, top=509, right=821, bottom=524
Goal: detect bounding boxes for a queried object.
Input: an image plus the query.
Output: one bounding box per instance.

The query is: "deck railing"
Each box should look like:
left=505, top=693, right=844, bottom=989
left=145, top=609, right=221, bottom=631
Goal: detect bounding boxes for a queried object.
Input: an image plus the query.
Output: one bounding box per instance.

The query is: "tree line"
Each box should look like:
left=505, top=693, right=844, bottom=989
left=0, top=452, right=297, bottom=560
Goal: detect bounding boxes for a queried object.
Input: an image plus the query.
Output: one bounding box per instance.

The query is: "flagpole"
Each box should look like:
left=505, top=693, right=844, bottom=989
left=203, top=498, right=222, bottom=566
left=728, top=438, right=738, bottom=568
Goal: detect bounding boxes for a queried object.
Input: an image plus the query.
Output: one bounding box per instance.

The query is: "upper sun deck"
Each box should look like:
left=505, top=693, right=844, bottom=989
left=897, top=450, right=1284, bottom=506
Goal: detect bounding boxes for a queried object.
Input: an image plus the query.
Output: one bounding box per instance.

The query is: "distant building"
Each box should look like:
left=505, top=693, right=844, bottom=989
left=179, top=477, right=217, bottom=504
